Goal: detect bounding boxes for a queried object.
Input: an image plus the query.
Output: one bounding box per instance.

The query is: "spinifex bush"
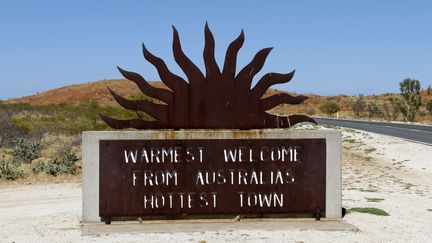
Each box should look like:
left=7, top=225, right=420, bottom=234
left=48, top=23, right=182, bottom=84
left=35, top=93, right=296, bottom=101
left=59, top=151, right=79, bottom=173
left=12, top=138, right=41, bottom=164
left=33, top=151, right=78, bottom=176
left=0, top=157, right=24, bottom=180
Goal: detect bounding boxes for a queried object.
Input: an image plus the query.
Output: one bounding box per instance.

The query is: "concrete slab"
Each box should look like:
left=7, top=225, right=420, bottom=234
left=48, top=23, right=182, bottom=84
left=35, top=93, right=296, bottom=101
left=82, top=219, right=358, bottom=235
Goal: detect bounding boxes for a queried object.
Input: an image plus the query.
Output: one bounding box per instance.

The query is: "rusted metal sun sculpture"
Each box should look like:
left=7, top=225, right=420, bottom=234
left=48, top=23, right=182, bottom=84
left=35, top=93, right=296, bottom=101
left=100, top=24, right=316, bottom=129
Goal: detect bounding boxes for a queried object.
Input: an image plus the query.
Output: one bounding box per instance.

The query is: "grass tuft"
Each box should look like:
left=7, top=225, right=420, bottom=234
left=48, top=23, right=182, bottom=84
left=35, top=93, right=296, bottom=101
left=347, top=207, right=389, bottom=216
left=365, top=197, right=385, bottom=202
left=358, top=188, right=378, bottom=193
left=343, top=138, right=356, bottom=143
left=364, top=147, right=377, bottom=154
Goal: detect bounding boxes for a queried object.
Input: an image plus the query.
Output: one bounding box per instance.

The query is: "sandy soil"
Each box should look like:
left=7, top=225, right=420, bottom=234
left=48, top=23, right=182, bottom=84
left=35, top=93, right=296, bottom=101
left=1, top=127, right=432, bottom=242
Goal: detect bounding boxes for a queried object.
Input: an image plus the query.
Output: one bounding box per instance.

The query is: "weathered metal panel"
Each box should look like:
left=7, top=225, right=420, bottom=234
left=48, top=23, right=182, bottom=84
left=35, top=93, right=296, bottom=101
left=99, top=138, right=326, bottom=218
left=99, top=24, right=316, bottom=130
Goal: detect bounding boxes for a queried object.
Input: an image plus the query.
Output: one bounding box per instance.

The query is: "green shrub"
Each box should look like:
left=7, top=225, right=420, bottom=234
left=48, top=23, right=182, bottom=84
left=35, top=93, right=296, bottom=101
left=0, top=157, right=24, bottom=180
left=45, top=163, right=69, bottom=176
left=33, top=162, right=47, bottom=174
left=11, top=115, right=36, bottom=134
left=367, top=102, right=383, bottom=118
left=11, top=138, right=41, bottom=164
left=61, top=151, right=78, bottom=168
left=33, top=151, right=78, bottom=176
left=319, top=100, right=340, bottom=116
left=33, top=161, right=73, bottom=176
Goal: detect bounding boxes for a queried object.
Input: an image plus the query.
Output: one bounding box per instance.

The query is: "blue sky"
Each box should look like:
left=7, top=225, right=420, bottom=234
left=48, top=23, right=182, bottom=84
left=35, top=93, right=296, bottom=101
left=0, top=1, right=431, bottom=99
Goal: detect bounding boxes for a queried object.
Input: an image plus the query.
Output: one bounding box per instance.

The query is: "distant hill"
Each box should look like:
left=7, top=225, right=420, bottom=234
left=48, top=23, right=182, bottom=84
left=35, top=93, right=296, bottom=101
left=8, top=78, right=431, bottom=121
left=8, top=79, right=166, bottom=106
left=8, top=79, right=315, bottom=107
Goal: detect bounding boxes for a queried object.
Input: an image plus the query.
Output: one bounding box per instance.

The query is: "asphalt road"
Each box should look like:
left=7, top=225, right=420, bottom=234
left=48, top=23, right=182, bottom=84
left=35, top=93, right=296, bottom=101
left=314, top=117, right=432, bottom=146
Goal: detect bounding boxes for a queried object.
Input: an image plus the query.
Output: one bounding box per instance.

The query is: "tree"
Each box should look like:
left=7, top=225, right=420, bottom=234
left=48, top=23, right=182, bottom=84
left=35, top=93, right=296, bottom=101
left=427, top=100, right=432, bottom=117
left=319, top=100, right=340, bottom=117
left=382, top=97, right=400, bottom=121
left=427, top=85, right=431, bottom=96
left=399, top=78, right=421, bottom=122
left=352, top=94, right=366, bottom=118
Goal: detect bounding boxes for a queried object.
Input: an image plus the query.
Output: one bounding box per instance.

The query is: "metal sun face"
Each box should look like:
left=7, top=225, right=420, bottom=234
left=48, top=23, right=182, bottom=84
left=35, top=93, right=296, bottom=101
left=100, top=23, right=315, bottom=130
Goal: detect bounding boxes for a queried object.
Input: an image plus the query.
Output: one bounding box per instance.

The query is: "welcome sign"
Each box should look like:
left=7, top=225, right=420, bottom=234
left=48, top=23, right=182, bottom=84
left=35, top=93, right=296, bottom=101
left=99, top=139, right=326, bottom=219
left=82, top=24, right=341, bottom=224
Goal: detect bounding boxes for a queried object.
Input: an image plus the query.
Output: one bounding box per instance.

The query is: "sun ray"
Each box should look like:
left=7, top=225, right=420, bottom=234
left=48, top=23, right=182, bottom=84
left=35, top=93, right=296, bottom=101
left=142, top=43, right=189, bottom=93
left=260, top=93, right=308, bottom=111
left=222, top=30, right=244, bottom=79
left=117, top=66, right=173, bottom=104
left=235, top=47, right=273, bottom=88
left=172, top=26, right=205, bottom=85
left=203, top=23, right=221, bottom=78
left=108, top=88, right=169, bottom=124
left=252, top=70, right=296, bottom=99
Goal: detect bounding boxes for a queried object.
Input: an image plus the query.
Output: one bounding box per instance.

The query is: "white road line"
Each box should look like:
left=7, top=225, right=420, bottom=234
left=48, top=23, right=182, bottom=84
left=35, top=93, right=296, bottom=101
left=333, top=121, right=432, bottom=134
left=314, top=117, right=432, bottom=130
left=374, top=124, right=432, bottom=134
left=318, top=120, right=432, bottom=146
